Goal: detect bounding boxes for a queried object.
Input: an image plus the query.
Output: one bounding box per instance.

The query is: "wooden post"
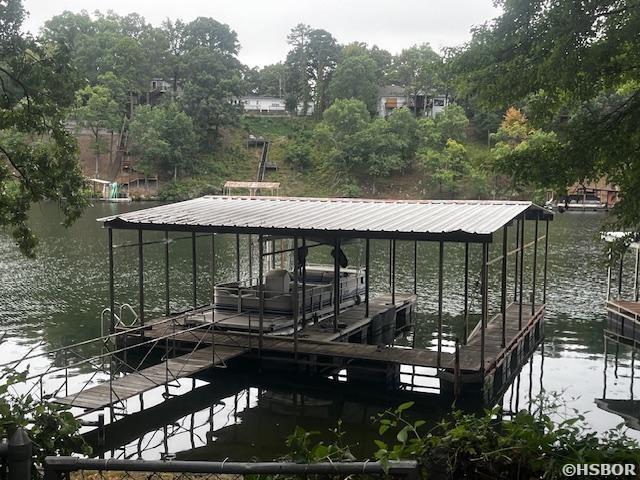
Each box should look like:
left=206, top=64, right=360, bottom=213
left=501, top=226, right=508, bottom=348
left=365, top=239, right=370, bottom=318
left=138, top=229, right=144, bottom=326
left=108, top=228, right=115, bottom=334
left=437, top=240, right=444, bottom=367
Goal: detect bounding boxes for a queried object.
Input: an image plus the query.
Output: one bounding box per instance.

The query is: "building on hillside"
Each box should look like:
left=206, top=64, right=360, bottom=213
left=233, top=96, right=314, bottom=116
left=237, top=95, right=287, bottom=114
left=547, top=178, right=620, bottom=211
left=377, top=85, right=449, bottom=118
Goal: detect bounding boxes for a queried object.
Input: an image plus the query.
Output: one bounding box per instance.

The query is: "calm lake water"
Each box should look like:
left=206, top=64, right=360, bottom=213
left=1, top=202, right=638, bottom=459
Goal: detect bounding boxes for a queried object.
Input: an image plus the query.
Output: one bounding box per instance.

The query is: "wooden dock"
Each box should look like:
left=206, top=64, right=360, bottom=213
left=54, top=345, right=246, bottom=410
left=55, top=293, right=544, bottom=411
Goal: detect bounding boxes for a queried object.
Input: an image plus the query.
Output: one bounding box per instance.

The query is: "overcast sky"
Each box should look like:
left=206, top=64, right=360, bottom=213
left=22, top=0, right=501, bottom=67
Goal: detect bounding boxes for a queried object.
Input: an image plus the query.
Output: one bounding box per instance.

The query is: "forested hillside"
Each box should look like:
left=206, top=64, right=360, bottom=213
left=29, top=8, right=518, bottom=201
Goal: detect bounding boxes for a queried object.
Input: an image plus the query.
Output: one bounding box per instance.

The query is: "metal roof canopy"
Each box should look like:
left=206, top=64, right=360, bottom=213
left=99, top=196, right=553, bottom=243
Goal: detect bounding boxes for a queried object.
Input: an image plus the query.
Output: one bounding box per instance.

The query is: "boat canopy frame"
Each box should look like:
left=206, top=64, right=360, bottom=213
left=100, top=196, right=553, bottom=372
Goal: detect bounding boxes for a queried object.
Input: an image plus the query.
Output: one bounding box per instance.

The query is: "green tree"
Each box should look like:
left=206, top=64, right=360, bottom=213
left=0, top=0, right=87, bottom=256
left=452, top=0, right=640, bottom=229
left=181, top=47, right=243, bottom=147
left=129, top=103, right=196, bottom=179
left=391, top=44, right=443, bottom=116
left=307, top=29, right=340, bottom=117
left=329, top=55, right=378, bottom=115
left=420, top=139, right=470, bottom=196
left=74, top=85, right=121, bottom=178
left=286, top=24, right=312, bottom=115
left=316, top=100, right=413, bottom=184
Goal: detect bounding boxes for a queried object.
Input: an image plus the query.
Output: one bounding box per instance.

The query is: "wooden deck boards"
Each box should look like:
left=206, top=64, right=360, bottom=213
left=54, top=345, right=247, bottom=410
left=445, top=302, right=542, bottom=372
left=57, top=294, right=544, bottom=411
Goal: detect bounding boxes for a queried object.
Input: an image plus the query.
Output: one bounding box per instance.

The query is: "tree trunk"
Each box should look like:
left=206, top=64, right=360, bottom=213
left=109, top=131, right=114, bottom=165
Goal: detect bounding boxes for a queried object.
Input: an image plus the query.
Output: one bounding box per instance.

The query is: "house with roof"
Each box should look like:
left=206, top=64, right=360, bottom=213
left=378, top=85, right=449, bottom=118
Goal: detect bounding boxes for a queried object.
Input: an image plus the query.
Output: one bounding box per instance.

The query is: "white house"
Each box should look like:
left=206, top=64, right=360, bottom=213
left=238, top=96, right=287, bottom=114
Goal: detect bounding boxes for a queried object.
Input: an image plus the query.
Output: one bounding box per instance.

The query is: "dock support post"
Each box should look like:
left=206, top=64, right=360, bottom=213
left=235, top=234, right=241, bottom=282
left=543, top=219, right=549, bottom=304
left=333, top=237, right=341, bottom=333
left=635, top=246, right=640, bottom=302
left=192, top=232, right=197, bottom=309
left=211, top=234, right=216, bottom=305
left=302, top=237, right=307, bottom=327
left=388, top=240, right=392, bottom=292
left=293, top=237, right=299, bottom=361
left=463, top=242, right=469, bottom=344
left=514, top=218, right=520, bottom=301
left=165, top=231, right=170, bottom=316
left=618, top=253, right=624, bottom=297
left=437, top=240, right=444, bottom=367
left=392, top=239, right=396, bottom=305
left=413, top=241, right=418, bottom=294
left=518, top=214, right=525, bottom=329
left=481, top=242, right=489, bottom=375
left=365, top=239, right=370, bottom=318
left=532, top=219, right=539, bottom=315
left=501, top=226, right=508, bottom=348
left=258, top=235, right=264, bottom=355
left=108, top=228, right=115, bottom=334
left=248, top=234, right=252, bottom=282
left=138, top=229, right=144, bottom=327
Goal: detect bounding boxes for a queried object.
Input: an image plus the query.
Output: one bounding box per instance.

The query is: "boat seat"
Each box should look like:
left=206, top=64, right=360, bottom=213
left=264, top=269, right=291, bottom=298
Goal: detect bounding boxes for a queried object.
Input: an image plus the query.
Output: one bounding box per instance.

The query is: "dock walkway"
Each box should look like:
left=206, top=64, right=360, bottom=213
left=55, top=295, right=543, bottom=411
left=54, top=345, right=246, bottom=410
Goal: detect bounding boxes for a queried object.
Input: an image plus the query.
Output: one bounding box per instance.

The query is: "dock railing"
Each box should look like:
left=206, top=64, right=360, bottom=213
left=44, top=457, right=419, bottom=480
left=0, top=305, right=247, bottom=414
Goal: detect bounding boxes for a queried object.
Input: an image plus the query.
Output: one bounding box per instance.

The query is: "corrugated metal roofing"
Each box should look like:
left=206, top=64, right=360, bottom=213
left=99, top=196, right=552, bottom=242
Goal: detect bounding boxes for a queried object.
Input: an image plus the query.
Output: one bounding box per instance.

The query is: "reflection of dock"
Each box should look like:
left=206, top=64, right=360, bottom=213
left=606, top=300, right=640, bottom=348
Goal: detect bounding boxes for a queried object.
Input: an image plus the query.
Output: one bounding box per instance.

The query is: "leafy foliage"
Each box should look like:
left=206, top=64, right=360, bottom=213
left=128, top=103, right=196, bottom=178
left=0, top=363, right=90, bottom=478
left=0, top=0, right=88, bottom=257
left=329, top=55, right=379, bottom=115
left=371, top=399, right=640, bottom=479
left=452, top=0, right=640, bottom=230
